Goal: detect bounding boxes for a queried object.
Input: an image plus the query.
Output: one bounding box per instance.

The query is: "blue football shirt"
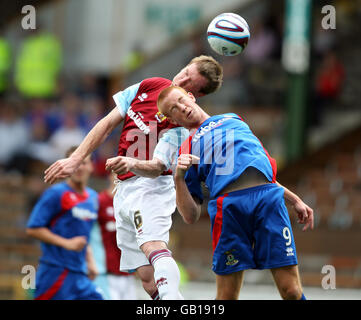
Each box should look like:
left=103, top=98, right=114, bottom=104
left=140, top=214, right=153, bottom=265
left=180, top=113, right=277, bottom=202
left=27, top=182, right=99, bottom=273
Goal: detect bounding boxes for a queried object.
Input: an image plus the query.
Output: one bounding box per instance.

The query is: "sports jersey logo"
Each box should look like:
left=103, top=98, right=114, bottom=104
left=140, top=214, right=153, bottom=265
left=286, top=247, right=294, bottom=256
left=106, top=206, right=114, bottom=216
left=156, top=277, right=168, bottom=289
left=127, top=106, right=150, bottom=134
left=225, top=250, right=239, bottom=266
left=191, top=121, right=235, bottom=176
left=155, top=111, right=167, bottom=123
left=138, top=93, right=148, bottom=102
left=105, top=221, right=116, bottom=232
left=72, top=207, right=97, bottom=221
left=192, top=117, right=232, bottom=143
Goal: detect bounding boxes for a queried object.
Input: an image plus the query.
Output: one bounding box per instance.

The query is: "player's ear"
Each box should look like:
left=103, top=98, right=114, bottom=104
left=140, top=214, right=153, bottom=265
left=187, top=91, right=196, bottom=101
left=168, top=117, right=179, bottom=125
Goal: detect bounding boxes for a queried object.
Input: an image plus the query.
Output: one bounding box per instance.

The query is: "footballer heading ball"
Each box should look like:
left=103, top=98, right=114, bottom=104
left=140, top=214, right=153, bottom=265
left=207, top=13, right=250, bottom=56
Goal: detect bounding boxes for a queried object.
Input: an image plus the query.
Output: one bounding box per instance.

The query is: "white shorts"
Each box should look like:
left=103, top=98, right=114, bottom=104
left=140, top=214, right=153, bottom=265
left=93, top=274, right=138, bottom=300
left=113, top=175, right=176, bottom=271
left=107, top=274, right=137, bottom=300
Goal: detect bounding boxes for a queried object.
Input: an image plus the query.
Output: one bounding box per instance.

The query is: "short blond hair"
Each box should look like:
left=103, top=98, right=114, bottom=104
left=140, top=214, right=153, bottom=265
left=188, top=55, right=223, bottom=95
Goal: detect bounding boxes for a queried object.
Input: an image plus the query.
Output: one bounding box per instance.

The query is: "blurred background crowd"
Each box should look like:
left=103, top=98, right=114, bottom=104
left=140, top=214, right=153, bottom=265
left=0, top=0, right=360, bottom=299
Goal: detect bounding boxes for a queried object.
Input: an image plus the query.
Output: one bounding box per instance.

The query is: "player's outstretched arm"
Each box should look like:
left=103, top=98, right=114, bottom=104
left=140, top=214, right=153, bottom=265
left=174, top=154, right=201, bottom=224
left=105, top=126, right=188, bottom=178
left=105, top=156, right=167, bottom=178
left=44, top=107, right=124, bottom=184
left=276, top=181, right=314, bottom=231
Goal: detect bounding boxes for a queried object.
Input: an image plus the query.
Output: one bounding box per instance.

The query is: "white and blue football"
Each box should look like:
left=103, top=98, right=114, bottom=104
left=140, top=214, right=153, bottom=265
left=207, top=13, right=250, bottom=56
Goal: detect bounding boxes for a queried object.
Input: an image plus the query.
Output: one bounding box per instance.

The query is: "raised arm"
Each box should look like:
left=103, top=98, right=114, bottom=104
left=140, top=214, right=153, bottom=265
left=44, top=107, right=123, bottom=184
left=174, top=154, right=202, bottom=224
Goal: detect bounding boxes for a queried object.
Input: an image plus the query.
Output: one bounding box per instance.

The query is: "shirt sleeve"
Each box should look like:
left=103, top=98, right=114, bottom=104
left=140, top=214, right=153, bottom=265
left=27, top=187, right=62, bottom=228
left=112, top=82, right=141, bottom=117
left=184, top=166, right=204, bottom=204
left=153, top=127, right=189, bottom=170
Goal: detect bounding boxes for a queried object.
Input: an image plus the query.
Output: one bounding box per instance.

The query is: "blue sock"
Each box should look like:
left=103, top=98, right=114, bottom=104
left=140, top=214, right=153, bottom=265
left=300, top=293, right=306, bottom=300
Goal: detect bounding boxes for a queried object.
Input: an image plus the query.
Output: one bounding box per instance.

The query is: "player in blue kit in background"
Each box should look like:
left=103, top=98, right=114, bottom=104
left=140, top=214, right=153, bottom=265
left=26, top=146, right=103, bottom=300
left=157, top=86, right=314, bottom=300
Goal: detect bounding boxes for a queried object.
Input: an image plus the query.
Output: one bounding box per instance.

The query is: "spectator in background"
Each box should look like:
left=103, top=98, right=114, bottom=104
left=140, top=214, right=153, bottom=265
left=316, top=51, right=345, bottom=99
left=25, top=117, right=56, bottom=165
left=81, top=96, right=106, bottom=133
left=14, top=27, right=62, bottom=98
left=0, top=101, right=29, bottom=170
left=244, top=19, right=277, bottom=64
left=313, top=21, right=336, bottom=59
left=76, top=74, right=105, bottom=101
left=243, top=18, right=278, bottom=106
left=220, top=57, right=249, bottom=107
left=57, top=93, right=87, bottom=131
left=0, top=30, right=11, bottom=96
left=49, top=113, right=87, bottom=160
left=122, top=44, right=145, bottom=73
left=312, top=50, right=345, bottom=126
left=25, top=98, right=61, bottom=137
left=47, top=92, right=90, bottom=160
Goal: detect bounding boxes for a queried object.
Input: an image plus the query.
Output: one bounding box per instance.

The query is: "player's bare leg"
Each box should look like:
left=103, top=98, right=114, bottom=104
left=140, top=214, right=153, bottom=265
left=271, top=265, right=304, bottom=300
left=141, top=240, right=183, bottom=300
left=215, top=270, right=245, bottom=300
left=136, top=265, right=160, bottom=299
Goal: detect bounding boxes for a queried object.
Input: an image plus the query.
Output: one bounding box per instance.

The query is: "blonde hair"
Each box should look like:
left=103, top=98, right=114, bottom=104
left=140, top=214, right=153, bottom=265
left=188, top=55, right=223, bottom=94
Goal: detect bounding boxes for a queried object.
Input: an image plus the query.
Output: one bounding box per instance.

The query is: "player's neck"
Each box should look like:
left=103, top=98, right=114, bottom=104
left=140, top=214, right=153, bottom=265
left=192, top=113, right=210, bottom=129
left=67, top=179, right=86, bottom=194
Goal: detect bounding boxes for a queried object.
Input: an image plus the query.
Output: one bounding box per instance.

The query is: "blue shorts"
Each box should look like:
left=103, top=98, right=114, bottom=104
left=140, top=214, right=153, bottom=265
left=208, top=183, right=298, bottom=275
left=34, top=263, right=104, bottom=300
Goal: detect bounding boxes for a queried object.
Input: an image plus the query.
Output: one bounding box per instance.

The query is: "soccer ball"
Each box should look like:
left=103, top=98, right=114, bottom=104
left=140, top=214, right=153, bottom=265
left=207, top=13, right=250, bottom=56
